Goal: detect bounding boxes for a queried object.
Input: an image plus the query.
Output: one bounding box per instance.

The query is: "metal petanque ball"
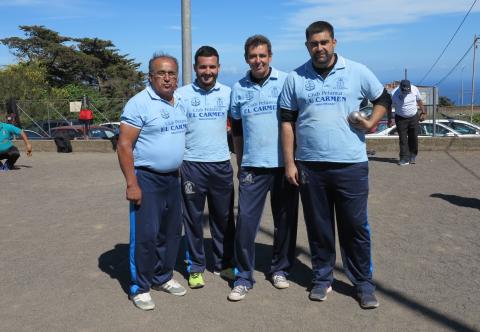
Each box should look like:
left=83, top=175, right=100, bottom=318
left=348, top=111, right=367, bottom=123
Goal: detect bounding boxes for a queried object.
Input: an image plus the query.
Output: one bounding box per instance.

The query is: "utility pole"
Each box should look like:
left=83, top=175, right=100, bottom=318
left=404, top=68, right=407, bottom=80
left=461, top=66, right=465, bottom=105
left=181, top=0, right=192, bottom=86
left=471, top=35, right=478, bottom=123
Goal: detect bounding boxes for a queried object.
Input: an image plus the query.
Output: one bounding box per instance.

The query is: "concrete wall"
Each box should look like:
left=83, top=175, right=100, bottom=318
left=14, top=137, right=480, bottom=153
left=13, top=139, right=116, bottom=153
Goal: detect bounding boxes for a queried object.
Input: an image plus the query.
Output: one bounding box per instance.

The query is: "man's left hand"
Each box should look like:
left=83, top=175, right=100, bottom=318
left=349, top=117, right=375, bottom=132
left=26, top=143, right=32, bottom=157
left=419, top=112, right=426, bottom=122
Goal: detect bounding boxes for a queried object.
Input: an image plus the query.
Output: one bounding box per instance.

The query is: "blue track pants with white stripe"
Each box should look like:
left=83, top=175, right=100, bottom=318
left=297, top=161, right=375, bottom=294
left=129, top=168, right=182, bottom=296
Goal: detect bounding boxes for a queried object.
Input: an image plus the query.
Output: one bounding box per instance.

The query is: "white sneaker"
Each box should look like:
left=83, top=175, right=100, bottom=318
left=272, top=274, right=290, bottom=289
left=130, top=292, right=155, bottom=310
left=153, top=279, right=187, bottom=296
left=228, top=285, right=248, bottom=301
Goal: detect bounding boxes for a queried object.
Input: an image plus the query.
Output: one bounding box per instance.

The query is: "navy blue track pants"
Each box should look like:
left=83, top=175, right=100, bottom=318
left=181, top=160, right=235, bottom=273
left=234, top=167, right=299, bottom=288
left=129, top=168, right=182, bottom=296
left=297, top=161, right=375, bottom=294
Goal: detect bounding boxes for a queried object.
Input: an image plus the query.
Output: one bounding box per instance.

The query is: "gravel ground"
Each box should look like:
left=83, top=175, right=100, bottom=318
left=1, top=151, right=479, bottom=332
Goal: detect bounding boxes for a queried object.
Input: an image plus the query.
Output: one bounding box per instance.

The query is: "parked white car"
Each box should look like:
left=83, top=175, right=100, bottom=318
left=436, top=119, right=480, bottom=135
left=367, top=120, right=480, bottom=138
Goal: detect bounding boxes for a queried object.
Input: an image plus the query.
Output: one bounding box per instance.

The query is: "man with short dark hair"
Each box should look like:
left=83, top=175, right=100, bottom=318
left=0, top=121, right=32, bottom=171
left=228, top=35, right=299, bottom=301
left=280, top=21, right=391, bottom=309
left=389, top=79, right=426, bottom=165
left=176, top=46, right=236, bottom=289
left=117, top=53, right=188, bottom=311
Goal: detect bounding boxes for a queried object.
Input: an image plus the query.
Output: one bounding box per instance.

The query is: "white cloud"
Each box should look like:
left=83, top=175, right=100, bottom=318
left=281, top=0, right=480, bottom=43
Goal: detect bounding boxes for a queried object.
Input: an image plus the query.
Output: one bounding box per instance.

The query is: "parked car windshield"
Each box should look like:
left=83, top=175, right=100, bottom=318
left=442, top=122, right=478, bottom=135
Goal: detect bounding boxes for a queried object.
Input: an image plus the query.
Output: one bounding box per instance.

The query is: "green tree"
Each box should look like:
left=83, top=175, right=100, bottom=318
left=0, top=61, right=49, bottom=101
left=439, top=96, right=454, bottom=107
left=1, top=25, right=145, bottom=98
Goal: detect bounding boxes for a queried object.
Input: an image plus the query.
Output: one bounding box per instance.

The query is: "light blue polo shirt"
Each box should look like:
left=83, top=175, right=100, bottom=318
left=230, top=68, right=287, bottom=168
left=176, top=81, right=231, bottom=162
left=0, top=122, right=21, bottom=152
left=121, top=85, right=187, bottom=173
left=279, top=56, right=384, bottom=163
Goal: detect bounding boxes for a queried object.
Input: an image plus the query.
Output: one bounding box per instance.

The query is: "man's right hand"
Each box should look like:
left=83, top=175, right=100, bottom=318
left=285, top=163, right=299, bottom=186
left=126, top=184, right=142, bottom=205
left=387, top=119, right=393, bottom=128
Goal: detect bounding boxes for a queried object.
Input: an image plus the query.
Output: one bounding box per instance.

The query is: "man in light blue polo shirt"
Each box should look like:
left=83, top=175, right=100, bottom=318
left=0, top=121, right=32, bottom=171
left=176, top=46, right=235, bottom=289
left=227, top=35, right=299, bottom=301
left=117, top=53, right=188, bottom=311
left=280, top=21, right=391, bottom=309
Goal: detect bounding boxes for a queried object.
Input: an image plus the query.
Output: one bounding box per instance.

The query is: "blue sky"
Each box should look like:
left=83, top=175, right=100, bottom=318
left=0, top=0, right=479, bottom=103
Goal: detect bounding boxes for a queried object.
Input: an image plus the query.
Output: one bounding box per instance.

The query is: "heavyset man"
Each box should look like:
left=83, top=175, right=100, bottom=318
left=389, top=79, right=426, bottom=165
left=176, top=46, right=236, bottom=288
left=0, top=121, right=32, bottom=171
left=117, top=54, right=188, bottom=311
left=279, top=21, right=391, bottom=309
left=228, top=35, right=299, bottom=301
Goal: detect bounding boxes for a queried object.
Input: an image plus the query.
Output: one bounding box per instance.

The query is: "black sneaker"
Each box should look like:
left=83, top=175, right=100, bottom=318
left=357, top=292, right=379, bottom=309
left=409, top=154, right=417, bottom=164
left=308, top=285, right=332, bottom=301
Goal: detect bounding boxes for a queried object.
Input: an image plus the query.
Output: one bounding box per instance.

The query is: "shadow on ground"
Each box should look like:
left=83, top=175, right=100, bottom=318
left=368, top=156, right=398, bottom=164
left=431, top=193, right=480, bottom=210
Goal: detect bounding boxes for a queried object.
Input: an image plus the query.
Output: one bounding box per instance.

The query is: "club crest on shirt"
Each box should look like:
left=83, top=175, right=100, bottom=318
left=184, top=181, right=195, bottom=194
left=245, top=91, right=254, bottom=101
left=305, top=80, right=315, bottom=91
left=336, top=78, right=346, bottom=90
left=216, top=97, right=224, bottom=107
left=270, top=86, right=279, bottom=98
left=191, top=97, right=201, bottom=107
left=160, top=109, right=170, bottom=119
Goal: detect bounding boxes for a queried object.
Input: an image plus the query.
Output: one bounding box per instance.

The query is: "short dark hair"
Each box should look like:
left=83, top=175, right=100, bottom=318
left=305, top=21, right=334, bottom=40
left=244, top=34, right=272, bottom=60
left=148, top=52, right=178, bottom=74
left=194, top=46, right=219, bottom=65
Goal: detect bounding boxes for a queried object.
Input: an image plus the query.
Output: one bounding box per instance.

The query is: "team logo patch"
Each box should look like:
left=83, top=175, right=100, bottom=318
left=184, top=181, right=195, bottom=194
left=300, top=169, right=308, bottom=185
left=161, top=109, right=170, bottom=119
left=241, top=172, right=254, bottom=185
left=245, top=91, right=254, bottom=101
left=216, top=97, right=224, bottom=107
left=191, top=97, right=201, bottom=106
left=270, top=86, right=279, bottom=98
left=305, top=80, right=315, bottom=91
left=336, top=78, right=346, bottom=90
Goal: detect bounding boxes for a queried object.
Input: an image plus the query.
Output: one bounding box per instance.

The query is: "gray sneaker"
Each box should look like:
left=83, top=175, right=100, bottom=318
left=309, top=285, right=332, bottom=301
left=357, top=292, right=379, bottom=309
left=130, top=292, right=155, bottom=310
left=228, top=285, right=248, bottom=301
left=398, top=159, right=410, bottom=166
left=152, top=279, right=187, bottom=296
left=409, top=154, right=417, bottom=164
left=272, top=274, right=289, bottom=289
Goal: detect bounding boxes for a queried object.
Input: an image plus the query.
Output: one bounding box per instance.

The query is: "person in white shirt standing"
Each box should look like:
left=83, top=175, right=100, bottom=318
left=389, top=80, right=426, bottom=165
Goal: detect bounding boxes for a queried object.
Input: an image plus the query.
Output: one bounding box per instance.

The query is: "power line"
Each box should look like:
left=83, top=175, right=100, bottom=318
left=419, top=0, right=478, bottom=84
left=433, top=39, right=476, bottom=86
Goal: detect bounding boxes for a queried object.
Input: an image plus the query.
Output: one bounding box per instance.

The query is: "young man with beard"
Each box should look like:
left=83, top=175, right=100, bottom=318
left=117, top=54, right=188, bottom=310
left=280, top=21, right=391, bottom=309
left=176, top=46, right=236, bottom=288
left=228, top=35, right=299, bottom=301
